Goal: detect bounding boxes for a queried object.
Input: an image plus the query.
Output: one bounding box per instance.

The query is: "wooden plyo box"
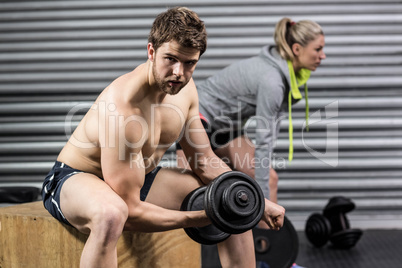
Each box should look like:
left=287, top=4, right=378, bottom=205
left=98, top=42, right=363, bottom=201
left=0, top=201, right=201, bottom=268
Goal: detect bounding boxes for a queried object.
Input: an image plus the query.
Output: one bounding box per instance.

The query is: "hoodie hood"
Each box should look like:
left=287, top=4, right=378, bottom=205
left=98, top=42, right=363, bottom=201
left=260, top=45, right=291, bottom=87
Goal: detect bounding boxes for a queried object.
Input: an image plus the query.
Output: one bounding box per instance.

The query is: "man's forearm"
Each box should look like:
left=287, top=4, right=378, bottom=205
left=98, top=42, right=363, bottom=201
left=123, top=201, right=210, bottom=232
left=190, top=153, right=232, bottom=185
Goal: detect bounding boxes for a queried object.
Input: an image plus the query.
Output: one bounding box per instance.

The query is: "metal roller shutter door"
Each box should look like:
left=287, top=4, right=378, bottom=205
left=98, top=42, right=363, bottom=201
left=1, top=0, right=401, bottom=229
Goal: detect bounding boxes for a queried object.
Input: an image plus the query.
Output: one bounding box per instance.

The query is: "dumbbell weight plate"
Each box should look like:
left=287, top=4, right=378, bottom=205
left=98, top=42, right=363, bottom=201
left=305, top=213, right=331, bottom=247
left=204, top=171, right=265, bottom=234
left=253, top=216, right=299, bottom=268
left=180, top=186, right=231, bottom=245
left=329, top=229, right=363, bottom=249
left=323, top=196, right=355, bottom=217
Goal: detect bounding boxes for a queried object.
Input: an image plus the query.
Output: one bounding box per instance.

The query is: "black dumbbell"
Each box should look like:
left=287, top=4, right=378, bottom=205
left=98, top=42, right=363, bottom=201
left=305, top=213, right=331, bottom=248
left=305, top=196, right=363, bottom=249
left=180, top=171, right=265, bottom=245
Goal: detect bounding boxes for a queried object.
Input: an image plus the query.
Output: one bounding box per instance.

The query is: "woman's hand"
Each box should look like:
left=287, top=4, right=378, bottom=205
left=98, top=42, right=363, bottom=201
left=260, top=198, right=285, bottom=230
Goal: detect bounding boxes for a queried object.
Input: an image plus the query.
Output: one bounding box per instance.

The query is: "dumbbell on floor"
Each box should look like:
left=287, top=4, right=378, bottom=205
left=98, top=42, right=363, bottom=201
left=305, top=196, right=363, bottom=249
left=180, top=171, right=265, bottom=245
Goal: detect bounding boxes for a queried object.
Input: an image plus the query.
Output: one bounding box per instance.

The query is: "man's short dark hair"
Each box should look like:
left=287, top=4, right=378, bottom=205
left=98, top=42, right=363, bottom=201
left=148, top=7, right=207, bottom=57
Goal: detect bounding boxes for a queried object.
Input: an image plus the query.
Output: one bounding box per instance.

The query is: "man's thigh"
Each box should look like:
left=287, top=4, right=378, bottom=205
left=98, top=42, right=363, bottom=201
left=145, top=167, right=204, bottom=210
left=60, top=172, right=126, bottom=233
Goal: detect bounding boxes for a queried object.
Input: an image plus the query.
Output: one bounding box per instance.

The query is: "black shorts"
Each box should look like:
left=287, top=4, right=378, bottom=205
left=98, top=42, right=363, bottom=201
left=41, top=161, right=161, bottom=226
left=177, top=113, right=244, bottom=151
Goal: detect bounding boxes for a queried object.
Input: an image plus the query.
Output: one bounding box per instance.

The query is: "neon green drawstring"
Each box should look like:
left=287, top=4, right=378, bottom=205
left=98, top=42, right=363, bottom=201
left=304, top=85, right=309, bottom=132
left=287, top=60, right=310, bottom=162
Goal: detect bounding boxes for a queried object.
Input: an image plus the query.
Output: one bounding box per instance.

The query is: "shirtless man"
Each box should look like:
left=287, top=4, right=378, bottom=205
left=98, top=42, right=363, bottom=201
left=41, top=7, right=285, bottom=268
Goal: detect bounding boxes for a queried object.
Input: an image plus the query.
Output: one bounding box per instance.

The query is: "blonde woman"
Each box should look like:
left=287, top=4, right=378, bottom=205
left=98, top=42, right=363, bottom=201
left=177, top=18, right=326, bottom=208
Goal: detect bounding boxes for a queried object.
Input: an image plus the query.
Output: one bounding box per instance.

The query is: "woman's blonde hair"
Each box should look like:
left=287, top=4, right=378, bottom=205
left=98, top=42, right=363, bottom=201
left=274, top=17, right=323, bottom=61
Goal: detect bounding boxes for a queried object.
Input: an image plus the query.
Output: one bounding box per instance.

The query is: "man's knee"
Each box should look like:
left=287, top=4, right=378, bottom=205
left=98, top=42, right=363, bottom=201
left=91, top=200, right=128, bottom=239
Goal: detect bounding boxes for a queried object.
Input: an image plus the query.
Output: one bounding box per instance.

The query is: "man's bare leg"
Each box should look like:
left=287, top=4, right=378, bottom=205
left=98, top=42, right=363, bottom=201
left=60, top=173, right=129, bottom=268
left=218, top=230, right=256, bottom=268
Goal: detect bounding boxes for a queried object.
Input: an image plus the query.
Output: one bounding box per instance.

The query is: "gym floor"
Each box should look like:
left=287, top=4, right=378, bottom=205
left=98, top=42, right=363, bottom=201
left=295, top=229, right=402, bottom=268
left=202, top=229, right=402, bottom=268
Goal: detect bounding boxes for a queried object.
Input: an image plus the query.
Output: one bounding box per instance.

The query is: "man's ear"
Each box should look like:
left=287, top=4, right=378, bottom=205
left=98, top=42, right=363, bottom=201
left=147, top=43, right=155, bottom=61
left=292, top=43, right=301, bottom=56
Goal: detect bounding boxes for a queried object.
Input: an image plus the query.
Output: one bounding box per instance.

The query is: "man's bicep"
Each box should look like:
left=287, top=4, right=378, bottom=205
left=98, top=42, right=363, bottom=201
left=179, top=115, right=210, bottom=155
left=179, top=78, right=209, bottom=155
left=185, top=78, right=200, bottom=119
left=100, top=125, right=145, bottom=204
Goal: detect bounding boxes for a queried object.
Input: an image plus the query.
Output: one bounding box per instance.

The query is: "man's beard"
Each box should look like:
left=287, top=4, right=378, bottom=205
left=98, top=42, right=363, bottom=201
left=152, top=63, right=185, bottom=95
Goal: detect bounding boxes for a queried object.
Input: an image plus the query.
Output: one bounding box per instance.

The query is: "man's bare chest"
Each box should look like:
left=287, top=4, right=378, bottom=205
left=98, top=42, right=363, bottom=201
left=142, top=104, right=188, bottom=155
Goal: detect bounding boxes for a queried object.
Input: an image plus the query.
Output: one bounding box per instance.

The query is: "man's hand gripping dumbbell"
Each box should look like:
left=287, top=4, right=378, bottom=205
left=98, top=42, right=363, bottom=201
left=181, top=171, right=285, bottom=244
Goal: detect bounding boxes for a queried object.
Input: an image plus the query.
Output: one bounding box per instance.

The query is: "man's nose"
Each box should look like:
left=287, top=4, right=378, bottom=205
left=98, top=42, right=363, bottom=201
left=173, top=62, right=184, bottom=77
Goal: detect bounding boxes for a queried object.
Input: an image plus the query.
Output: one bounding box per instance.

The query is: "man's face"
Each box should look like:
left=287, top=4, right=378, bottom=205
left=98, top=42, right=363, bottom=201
left=148, top=41, right=200, bottom=95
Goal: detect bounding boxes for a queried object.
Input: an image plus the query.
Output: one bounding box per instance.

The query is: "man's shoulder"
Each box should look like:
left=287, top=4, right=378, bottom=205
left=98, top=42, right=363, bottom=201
left=105, top=65, right=148, bottom=103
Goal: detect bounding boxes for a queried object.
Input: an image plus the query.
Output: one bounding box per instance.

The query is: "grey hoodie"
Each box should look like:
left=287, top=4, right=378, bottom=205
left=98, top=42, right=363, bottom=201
left=197, top=45, right=292, bottom=198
